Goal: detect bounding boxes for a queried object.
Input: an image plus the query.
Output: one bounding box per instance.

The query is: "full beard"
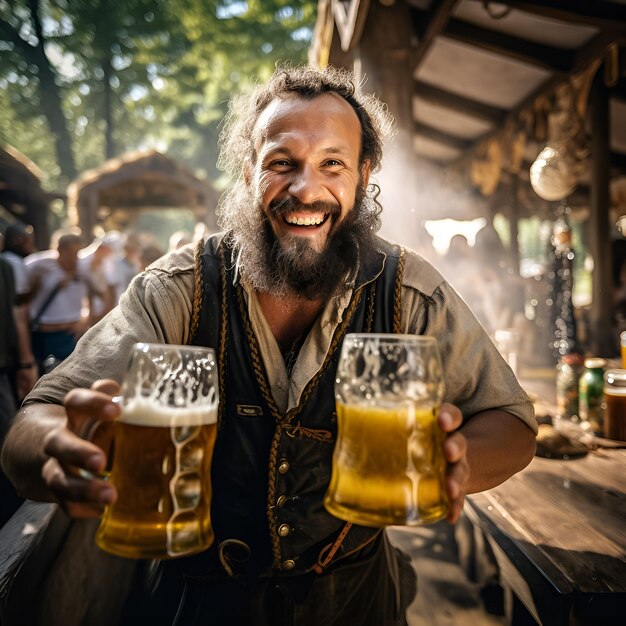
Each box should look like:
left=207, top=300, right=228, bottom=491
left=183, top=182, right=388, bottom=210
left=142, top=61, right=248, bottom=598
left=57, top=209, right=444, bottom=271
left=229, top=188, right=380, bottom=300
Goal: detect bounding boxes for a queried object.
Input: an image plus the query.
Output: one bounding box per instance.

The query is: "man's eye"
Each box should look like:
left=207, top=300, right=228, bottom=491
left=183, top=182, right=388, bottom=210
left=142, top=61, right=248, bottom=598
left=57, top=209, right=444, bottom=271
left=269, top=159, right=291, bottom=168
left=323, top=159, right=342, bottom=167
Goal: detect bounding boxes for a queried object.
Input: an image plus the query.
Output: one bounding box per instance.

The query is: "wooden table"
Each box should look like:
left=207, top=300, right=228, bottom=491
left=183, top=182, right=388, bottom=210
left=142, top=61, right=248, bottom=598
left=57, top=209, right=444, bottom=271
left=465, top=448, right=626, bottom=626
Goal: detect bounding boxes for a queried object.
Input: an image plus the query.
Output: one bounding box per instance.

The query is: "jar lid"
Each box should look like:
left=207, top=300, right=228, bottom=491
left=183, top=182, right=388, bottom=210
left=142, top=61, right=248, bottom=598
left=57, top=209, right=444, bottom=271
left=584, top=357, right=607, bottom=369
left=605, top=369, right=626, bottom=387
left=561, top=353, right=584, bottom=365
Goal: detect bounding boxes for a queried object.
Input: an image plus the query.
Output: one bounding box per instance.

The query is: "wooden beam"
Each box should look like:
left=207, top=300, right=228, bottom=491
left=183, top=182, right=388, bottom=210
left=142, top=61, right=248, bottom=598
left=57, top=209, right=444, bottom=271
left=572, top=32, right=623, bottom=74
left=588, top=70, right=614, bottom=355
left=457, top=26, right=622, bottom=164
left=466, top=0, right=626, bottom=31
left=443, top=17, right=573, bottom=72
left=414, top=80, right=506, bottom=124
left=414, top=121, right=473, bottom=151
left=408, top=0, right=459, bottom=70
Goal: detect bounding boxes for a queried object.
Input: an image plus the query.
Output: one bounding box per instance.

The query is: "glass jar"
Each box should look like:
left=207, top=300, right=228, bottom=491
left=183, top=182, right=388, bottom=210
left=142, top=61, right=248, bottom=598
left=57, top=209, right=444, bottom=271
left=579, top=357, right=607, bottom=435
left=604, top=369, right=626, bottom=441
left=556, top=353, right=584, bottom=422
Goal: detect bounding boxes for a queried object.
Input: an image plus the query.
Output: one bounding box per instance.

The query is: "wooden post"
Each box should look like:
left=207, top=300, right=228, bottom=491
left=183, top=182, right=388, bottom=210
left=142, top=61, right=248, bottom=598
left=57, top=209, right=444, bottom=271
left=588, top=69, right=615, bottom=356
left=353, top=1, right=425, bottom=252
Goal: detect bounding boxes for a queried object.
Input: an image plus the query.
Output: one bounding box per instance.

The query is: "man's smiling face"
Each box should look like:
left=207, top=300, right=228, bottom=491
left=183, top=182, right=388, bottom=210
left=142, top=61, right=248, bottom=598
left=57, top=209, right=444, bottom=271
left=250, top=92, right=370, bottom=256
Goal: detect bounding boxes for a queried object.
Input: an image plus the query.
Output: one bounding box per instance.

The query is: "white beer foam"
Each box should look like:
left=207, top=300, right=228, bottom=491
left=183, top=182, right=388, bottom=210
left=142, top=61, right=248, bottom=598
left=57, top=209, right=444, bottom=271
left=605, top=387, right=626, bottom=396
left=120, top=397, right=218, bottom=427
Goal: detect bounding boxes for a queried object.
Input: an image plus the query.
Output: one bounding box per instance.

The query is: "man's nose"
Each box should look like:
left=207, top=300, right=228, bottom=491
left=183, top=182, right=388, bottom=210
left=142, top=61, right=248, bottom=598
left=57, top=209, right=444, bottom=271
left=288, top=165, right=323, bottom=205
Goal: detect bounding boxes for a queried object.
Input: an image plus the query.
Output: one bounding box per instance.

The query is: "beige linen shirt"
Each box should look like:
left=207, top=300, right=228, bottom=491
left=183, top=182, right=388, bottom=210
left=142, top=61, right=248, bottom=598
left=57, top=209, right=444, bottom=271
left=25, top=240, right=536, bottom=433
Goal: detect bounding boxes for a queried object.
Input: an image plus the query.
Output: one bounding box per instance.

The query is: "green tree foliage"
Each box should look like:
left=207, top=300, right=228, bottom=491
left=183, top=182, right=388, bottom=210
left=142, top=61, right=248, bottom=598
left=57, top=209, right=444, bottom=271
left=0, top=0, right=314, bottom=191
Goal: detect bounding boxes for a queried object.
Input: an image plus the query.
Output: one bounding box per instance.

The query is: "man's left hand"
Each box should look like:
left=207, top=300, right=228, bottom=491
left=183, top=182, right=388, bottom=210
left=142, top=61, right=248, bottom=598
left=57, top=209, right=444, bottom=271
left=438, top=403, right=469, bottom=523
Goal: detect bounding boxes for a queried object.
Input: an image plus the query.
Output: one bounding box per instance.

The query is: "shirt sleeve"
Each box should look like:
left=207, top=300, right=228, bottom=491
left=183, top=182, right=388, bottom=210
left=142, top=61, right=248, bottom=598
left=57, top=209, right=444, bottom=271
left=23, top=264, right=195, bottom=407
left=403, top=280, right=537, bottom=434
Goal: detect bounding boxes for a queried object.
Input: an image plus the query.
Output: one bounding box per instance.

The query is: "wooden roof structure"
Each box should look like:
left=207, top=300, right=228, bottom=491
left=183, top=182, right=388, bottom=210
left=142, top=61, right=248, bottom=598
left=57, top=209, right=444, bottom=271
left=67, top=149, right=219, bottom=238
left=310, top=0, right=626, bottom=354
left=0, top=145, right=52, bottom=249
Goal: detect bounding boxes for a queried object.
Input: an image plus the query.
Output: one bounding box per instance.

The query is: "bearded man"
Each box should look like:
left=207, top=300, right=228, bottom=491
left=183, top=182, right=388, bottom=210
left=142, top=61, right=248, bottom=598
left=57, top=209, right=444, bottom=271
left=1, top=66, right=536, bottom=625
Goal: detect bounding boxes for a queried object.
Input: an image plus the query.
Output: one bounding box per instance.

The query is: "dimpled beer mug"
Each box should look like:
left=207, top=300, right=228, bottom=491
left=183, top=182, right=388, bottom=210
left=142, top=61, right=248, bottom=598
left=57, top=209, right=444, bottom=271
left=96, top=343, right=219, bottom=559
left=324, top=334, right=448, bottom=526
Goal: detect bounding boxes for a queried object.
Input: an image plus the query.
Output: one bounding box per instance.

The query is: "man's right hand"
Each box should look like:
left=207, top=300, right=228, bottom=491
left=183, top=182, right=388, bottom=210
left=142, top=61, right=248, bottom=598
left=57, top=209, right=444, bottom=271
left=41, top=379, right=121, bottom=518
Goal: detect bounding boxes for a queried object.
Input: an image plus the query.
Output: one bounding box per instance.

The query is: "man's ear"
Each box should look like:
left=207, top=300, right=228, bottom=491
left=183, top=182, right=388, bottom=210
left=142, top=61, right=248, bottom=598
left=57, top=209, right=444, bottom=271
left=360, top=159, right=371, bottom=190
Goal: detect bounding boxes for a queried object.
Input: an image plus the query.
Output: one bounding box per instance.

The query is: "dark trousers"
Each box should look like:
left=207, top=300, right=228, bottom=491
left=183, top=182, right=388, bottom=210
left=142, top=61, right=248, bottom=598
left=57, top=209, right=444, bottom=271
left=31, top=329, right=76, bottom=374
left=123, top=532, right=416, bottom=626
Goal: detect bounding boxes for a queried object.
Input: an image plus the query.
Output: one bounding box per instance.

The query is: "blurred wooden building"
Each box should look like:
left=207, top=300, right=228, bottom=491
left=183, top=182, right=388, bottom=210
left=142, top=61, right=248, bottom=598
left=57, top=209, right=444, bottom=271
left=0, top=145, right=54, bottom=250
left=66, top=149, right=219, bottom=239
left=310, top=0, right=626, bottom=355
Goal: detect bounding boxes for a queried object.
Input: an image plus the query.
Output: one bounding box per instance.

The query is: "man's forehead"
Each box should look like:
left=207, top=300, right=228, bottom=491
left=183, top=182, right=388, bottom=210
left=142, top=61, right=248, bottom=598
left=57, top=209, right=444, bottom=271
left=252, top=92, right=361, bottom=148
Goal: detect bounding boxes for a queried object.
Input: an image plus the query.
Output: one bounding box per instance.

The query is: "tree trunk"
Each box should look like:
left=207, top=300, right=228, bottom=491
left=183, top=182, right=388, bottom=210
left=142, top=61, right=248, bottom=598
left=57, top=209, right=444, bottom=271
left=102, top=56, right=115, bottom=160
left=28, top=0, right=77, bottom=182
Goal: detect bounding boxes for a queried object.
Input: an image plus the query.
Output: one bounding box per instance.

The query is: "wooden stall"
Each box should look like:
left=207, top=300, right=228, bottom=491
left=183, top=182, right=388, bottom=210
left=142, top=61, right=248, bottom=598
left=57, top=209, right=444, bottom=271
left=66, top=149, right=219, bottom=240
left=310, top=0, right=626, bottom=355
left=0, top=145, right=54, bottom=250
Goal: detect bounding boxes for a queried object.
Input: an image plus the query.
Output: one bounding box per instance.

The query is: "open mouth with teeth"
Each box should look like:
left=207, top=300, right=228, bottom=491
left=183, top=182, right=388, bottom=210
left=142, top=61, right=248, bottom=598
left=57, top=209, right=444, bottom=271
left=282, top=212, right=330, bottom=228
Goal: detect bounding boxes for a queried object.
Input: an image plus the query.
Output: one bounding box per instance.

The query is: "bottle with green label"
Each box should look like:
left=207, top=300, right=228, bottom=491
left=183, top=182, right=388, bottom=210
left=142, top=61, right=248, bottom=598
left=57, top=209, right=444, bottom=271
left=578, top=357, right=607, bottom=435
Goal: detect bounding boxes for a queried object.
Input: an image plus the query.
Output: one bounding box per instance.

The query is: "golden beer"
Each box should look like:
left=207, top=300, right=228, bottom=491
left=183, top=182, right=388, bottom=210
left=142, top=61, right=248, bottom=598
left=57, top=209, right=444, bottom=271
left=324, top=401, right=448, bottom=526
left=96, top=400, right=217, bottom=559
left=604, top=369, right=626, bottom=442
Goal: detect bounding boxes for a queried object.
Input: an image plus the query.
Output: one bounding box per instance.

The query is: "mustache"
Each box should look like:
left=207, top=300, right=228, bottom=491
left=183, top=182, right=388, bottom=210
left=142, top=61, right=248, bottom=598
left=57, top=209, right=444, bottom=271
left=268, top=197, right=341, bottom=217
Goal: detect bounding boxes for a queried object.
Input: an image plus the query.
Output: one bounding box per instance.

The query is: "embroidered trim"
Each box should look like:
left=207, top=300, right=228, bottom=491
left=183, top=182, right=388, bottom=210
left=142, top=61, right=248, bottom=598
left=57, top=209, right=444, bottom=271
left=236, top=282, right=365, bottom=569
left=217, top=245, right=229, bottom=430
left=190, top=238, right=205, bottom=341
left=284, top=422, right=333, bottom=442
left=364, top=280, right=376, bottom=333
left=393, top=247, right=406, bottom=333
left=284, top=287, right=364, bottom=422
left=312, top=522, right=353, bottom=574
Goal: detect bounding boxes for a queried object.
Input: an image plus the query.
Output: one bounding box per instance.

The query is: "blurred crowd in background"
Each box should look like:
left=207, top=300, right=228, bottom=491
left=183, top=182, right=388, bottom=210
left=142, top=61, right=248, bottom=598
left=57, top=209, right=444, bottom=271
left=0, top=220, right=211, bottom=525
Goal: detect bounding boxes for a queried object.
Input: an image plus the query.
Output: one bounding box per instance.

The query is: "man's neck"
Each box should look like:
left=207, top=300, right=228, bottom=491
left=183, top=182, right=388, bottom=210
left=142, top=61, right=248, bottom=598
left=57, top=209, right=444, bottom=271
left=256, top=290, right=325, bottom=350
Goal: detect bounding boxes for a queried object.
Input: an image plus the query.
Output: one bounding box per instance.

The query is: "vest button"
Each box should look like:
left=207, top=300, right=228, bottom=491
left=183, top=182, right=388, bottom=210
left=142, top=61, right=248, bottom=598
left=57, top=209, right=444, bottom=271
left=278, top=523, right=291, bottom=537
left=282, top=559, right=296, bottom=571
left=276, top=495, right=287, bottom=508
left=278, top=460, right=290, bottom=474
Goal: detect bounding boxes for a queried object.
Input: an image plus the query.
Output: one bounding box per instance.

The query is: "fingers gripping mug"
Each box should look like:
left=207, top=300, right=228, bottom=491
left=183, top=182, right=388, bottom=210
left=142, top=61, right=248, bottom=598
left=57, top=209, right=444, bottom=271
left=96, top=343, right=219, bottom=559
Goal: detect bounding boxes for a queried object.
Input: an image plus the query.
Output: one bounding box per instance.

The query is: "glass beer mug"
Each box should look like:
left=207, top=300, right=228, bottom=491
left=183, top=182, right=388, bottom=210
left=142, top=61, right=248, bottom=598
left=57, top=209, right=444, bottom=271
left=96, top=343, right=219, bottom=559
left=324, top=334, right=448, bottom=526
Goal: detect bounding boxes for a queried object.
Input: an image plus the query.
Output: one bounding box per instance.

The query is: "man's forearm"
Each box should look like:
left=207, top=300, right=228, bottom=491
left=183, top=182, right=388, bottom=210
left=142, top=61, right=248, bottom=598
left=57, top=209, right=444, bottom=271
left=14, top=305, right=34, bottom=364
left=1, top=403, right=67, bottom=501
left=461, top=410, right=536, bottom=494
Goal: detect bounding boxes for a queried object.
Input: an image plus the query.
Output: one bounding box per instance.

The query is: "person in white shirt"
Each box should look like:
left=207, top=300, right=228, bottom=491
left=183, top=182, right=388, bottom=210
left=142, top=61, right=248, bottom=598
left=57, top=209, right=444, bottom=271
left=78, top=231, right=124, bottom=322
left=26, top=232, right=90, bottom=372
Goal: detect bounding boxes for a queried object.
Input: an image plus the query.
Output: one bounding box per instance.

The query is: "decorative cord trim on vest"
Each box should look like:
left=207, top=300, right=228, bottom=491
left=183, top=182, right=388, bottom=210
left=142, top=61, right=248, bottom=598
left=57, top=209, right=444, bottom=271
left=284, top=287, right=365, bottom=423
left=312, top=522, right=353, bottom=574
left=284, top=421, right=333, bottom=442
left=393, top=247, right=406, bottom=334
left=365, top=280, right=376, bottom=333
left=235, top=283, right=289, bottom=568
left=217, top=245, right=229, bottom=430
left=190, top=238, right=205, bottom=342
left=235, top=282, right=365, bottom=570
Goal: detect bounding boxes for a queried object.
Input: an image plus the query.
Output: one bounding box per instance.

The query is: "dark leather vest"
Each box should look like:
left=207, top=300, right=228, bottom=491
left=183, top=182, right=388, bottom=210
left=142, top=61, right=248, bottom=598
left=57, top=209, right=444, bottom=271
left=189, top=234, right=405, bottom=575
